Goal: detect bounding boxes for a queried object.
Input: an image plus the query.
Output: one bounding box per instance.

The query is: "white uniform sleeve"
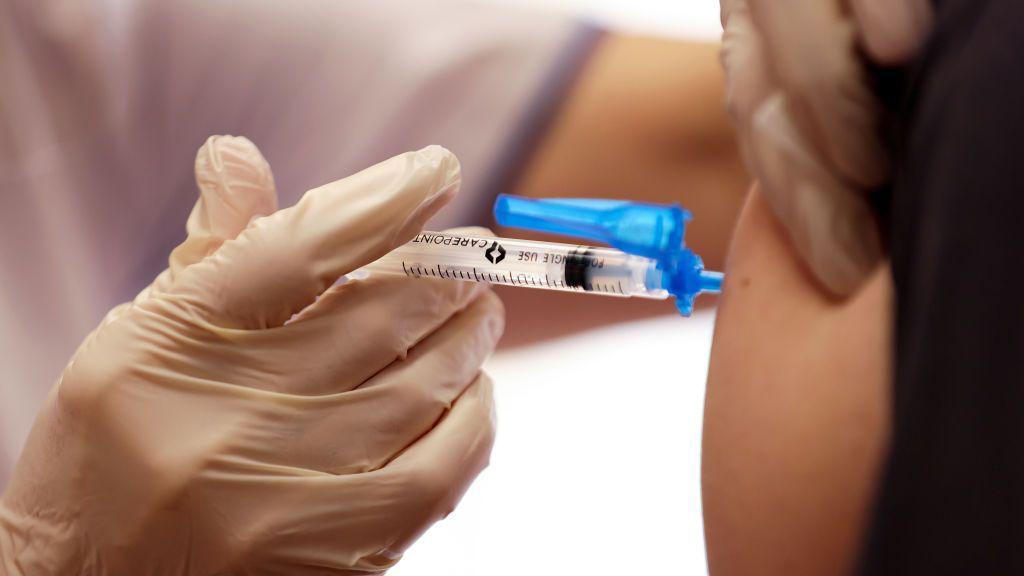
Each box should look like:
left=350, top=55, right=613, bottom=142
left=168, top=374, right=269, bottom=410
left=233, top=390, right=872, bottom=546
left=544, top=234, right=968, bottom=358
left=0, top=0, right=601, bottom=484
left=122, top=0, right=599, bottom=223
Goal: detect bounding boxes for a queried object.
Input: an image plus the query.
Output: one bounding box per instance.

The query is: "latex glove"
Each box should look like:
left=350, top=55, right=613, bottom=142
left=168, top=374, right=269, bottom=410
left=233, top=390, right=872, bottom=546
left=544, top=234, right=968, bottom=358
left=720, top=0, right=932, bottom=295
left=0, top=137, right=503, bottom=574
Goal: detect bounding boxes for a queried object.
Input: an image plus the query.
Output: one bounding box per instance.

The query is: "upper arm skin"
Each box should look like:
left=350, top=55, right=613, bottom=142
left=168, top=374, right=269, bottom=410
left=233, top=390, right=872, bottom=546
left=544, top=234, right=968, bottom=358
left=702, top=188, right=891, bottom=575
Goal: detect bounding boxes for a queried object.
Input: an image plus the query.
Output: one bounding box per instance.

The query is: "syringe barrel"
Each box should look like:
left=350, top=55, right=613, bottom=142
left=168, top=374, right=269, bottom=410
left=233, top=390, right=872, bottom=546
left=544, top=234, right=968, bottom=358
left=360, top=231, right=670, bottom=300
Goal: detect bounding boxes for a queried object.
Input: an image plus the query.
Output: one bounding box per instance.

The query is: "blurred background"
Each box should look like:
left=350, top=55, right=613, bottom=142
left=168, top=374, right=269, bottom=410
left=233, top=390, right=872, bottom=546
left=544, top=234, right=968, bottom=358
left=393, top=312, right=717, bottom=575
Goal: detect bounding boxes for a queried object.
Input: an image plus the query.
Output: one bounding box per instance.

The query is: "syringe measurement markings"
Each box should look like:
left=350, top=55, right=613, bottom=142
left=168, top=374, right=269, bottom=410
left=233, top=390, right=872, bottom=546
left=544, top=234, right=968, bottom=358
left=398, top=261, right=618, bottom=293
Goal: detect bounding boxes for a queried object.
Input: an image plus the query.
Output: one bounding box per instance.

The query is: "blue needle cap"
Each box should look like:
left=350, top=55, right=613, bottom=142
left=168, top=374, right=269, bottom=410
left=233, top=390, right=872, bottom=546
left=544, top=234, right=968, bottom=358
left=493, top=194, right=723, bottom=315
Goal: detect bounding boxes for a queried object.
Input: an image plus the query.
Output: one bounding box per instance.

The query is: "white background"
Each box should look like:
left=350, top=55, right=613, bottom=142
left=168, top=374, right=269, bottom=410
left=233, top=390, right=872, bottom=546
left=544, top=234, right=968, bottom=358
left=392, top=312, right=718, bottom=575
left=393, top=311, right=720, bottom=569
left=480, top=0, right=722, bottom=41
left=393, top=3, right=722, bottom=574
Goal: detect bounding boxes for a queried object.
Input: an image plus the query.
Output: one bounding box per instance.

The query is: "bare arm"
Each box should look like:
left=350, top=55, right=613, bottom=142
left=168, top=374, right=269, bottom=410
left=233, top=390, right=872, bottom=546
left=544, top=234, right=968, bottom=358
left=702, top=188, right=890, bottom=575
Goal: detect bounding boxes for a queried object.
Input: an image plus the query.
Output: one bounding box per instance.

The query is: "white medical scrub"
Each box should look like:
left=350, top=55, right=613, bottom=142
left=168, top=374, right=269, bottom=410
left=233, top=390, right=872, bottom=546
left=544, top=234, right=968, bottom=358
left=0, top=0, right=601, bottom=485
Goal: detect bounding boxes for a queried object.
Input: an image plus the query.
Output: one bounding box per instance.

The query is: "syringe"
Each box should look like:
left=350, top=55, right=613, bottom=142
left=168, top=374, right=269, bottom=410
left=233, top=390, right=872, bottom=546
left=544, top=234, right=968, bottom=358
left=360, top=195, right=724, bottom=315
left=361, top=231, right=722, bottom=302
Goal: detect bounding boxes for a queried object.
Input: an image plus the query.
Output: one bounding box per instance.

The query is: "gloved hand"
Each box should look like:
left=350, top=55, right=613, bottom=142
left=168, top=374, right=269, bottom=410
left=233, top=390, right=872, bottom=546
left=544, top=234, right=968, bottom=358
left=0, top=136, right=503, bottom=574
left=720, top=0, right=932, bottom=295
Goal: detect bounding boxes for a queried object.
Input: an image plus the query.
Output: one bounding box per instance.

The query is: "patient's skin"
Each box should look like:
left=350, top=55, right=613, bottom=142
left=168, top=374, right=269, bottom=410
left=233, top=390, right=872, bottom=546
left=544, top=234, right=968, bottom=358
left=702, top=188, right=891, bottom=575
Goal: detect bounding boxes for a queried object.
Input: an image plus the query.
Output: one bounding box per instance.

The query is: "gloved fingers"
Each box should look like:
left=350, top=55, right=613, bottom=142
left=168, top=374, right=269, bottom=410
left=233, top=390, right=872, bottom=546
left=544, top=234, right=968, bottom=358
left=139, top=135, right=279, bottom=302
left=851, top=0, right=934, bottom=64
left=721, top=2, right=761, bottom=120
left=720, top=0, right=775, bottom=168
left=173, top=145, right=461, bottom=330
left=371, top=373, right=497, bottom=559
left=749, top=94, right=884, bottom=295
left=259, top=228, right=497, bottom=396
left=747, top=0, right=888, bottom=188
left=206, top=270, right=490, bottom=397
left=720, top=0, right=744, bottom=27
left=203, top=374, right=497, bottom=572
left=238, top=290, right=503, bottom=475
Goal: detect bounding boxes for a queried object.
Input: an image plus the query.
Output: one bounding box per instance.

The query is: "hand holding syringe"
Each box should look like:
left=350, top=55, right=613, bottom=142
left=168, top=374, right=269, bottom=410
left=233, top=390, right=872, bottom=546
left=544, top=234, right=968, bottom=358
left=359, top=195, right=723, bottom=315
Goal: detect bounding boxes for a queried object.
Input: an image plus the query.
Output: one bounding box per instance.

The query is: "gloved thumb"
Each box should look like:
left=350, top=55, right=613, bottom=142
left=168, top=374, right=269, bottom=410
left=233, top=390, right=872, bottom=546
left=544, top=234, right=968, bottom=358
left=170, top=135, right=279, bottom=275
left=136, top=136, right=279, bottom=302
